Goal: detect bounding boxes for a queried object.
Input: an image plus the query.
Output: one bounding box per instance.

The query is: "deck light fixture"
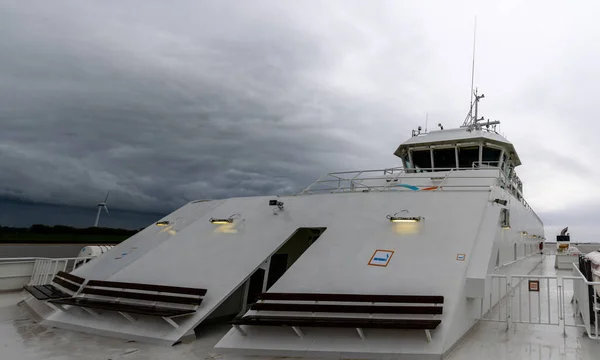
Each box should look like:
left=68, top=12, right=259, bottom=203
left=156, top=221, right=170, bottom=227
left=209, top=214, right=240, bottom=225
left=209, top=218, right=233, bottom=224
left=387, top=211, right=422, bottom=223
left=389, top=216, right=422, bottom=223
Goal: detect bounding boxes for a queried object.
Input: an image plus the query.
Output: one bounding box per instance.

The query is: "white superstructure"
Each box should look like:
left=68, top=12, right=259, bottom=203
left=15, top=94, right=564, bottom=359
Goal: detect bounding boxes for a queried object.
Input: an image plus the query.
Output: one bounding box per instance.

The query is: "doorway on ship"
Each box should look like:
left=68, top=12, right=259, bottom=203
left=195, top=227, right=326, bottom=332
left=246, top=227, right=326, bottom=303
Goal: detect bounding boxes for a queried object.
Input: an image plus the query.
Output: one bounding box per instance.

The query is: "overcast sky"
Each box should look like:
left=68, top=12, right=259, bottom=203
left=1, top=0, right=599, bottom=240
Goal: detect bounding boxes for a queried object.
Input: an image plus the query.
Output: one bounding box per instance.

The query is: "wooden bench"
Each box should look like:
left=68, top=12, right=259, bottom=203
left=48, top=279, right=207, bottom=328
left=24, top=271, right=84, bottom=301
left=231, top=293, right=444, bottom=342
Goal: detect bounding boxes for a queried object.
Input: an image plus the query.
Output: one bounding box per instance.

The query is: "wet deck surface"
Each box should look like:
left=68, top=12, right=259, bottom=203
left=2, top=256, right=599, bottom=360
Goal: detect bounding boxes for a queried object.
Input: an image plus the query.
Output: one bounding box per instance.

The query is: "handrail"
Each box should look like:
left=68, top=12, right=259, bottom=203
left=571, top=262, right=600, bottom=285
left=300, top=166, right=501, bottom=194
left=568, top=263, right=600, bottom=339
left=472, top=161, right=501, bottom=168
left=0, top=255, right=98, bottom=292
left=28, top=256, right=97, bottom=286
left=0, top=257, right=53, bottom=262
left=435, top=168, right=455, bottom=191
left=298, top=165, right=541, bottom=222
left=301, top=167, right=506, bottom=193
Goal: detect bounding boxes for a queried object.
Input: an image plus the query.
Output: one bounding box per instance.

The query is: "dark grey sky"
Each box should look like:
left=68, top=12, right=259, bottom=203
left=0, top=0, right=411, bottom=214
left=1, top=1, right=599, bottom=239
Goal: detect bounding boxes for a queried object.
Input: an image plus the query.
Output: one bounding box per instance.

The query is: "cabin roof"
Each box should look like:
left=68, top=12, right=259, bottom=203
left=393, top=127, right=522, bottom=166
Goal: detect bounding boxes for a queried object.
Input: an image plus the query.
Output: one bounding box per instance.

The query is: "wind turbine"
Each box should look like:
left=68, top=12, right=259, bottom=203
left=94, top=191, right=110, bottom=227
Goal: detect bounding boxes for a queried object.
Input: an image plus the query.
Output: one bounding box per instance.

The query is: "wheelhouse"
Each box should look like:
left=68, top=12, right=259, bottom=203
left=394, top=128, right=524, bottom=201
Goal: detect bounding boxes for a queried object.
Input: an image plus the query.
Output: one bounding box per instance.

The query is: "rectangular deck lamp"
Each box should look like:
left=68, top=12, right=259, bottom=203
left=209, top=218, right=233, bottom=224
left=156, top=221, right=171, bottom=227
left=388, top=216, right=422, bottom=223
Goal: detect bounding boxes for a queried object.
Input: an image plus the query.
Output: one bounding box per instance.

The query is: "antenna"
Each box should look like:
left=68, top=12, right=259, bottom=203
left=470, top=16, right=477, bottom=110
left=462, top=17, right=480, bottom=128
left=425, top=113, right=428, bottom=132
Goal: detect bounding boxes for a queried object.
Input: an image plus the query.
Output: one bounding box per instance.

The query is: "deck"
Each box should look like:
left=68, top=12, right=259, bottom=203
left=1, top=255, right=598, bottom=360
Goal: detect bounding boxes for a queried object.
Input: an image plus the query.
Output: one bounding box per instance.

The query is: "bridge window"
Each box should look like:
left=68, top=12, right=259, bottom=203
left=457, top=146, right=480, bottom=168
left=433, top=148, right=456, bottom=171
left=401, top=155, right=413, bottom=169
left=411, top=150, right=432, bottom=171
left=482, top=147, right=502, bottom=167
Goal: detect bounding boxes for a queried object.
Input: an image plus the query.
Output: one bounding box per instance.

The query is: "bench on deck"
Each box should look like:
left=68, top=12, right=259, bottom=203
left=24, top=271, right=84, bottom=301
left=231, top=293, right=444, bottom=342
left=48, top=280, right=207, bottom=328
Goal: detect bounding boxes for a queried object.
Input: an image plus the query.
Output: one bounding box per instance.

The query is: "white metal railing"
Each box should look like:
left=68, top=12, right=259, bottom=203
left=480, top=275, right=511, bottom=323
left=299, top=167, right=503, bottom=194
left=509, top=275, right=561, bottom=325
left=478, top=264, right=600, bottom=339
left=568, top=263, right=600, bottom=339
left=477, top=275, right=559, bottom=325
left=27, top=256, right=96, bottom=286
left=0, top=256, right=98, bottom=292
left=435, top=168, right=455, bottom=191
left=480, top=274, right=562, bottom=329
left=298, top=166, right=540, bottom=218
left=0, top=259, right=38, bottom=292
left=473, top=161, right=501, bottom=168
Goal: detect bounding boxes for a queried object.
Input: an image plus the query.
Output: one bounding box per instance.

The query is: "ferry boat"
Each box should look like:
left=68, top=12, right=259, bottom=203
left=1, top=93, right=599, bottom=359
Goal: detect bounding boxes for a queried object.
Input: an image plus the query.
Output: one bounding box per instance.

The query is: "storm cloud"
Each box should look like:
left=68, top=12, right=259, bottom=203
left=0, top=0, right=423, bottom=212
left=2, top=1, right=600, bottom=239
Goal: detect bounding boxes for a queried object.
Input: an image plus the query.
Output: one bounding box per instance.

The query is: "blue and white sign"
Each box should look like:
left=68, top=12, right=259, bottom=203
left=369, top=250, right=394, bottom=267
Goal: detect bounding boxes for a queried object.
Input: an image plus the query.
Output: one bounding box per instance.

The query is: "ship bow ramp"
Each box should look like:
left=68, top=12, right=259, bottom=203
left=34, top=189, right=530, bottom=357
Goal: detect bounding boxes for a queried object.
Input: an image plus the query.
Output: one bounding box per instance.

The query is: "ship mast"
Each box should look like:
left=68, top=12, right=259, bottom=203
left=460, top=18, right=499, bottom=131
left=462, top=16, right=481, bottom=129
left=462, top=90, right=485, bottom=128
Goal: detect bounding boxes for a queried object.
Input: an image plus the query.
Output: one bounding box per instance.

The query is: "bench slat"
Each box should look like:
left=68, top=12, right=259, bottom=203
left=56, top=271, right=85, bottom=285
left=251, top=302, right=443, bottom=315
left=49, top=298, right=195, bottom=317
left=24, top=286, right=50, bottom=300
left=232, top=316, right=441, bottom=330
left=53, top=277, right=80, bottom=293
left=86, top=280, right=207, bottom=296
left=36, top=285, right=67, bottom=299
left=256, top=293, right=444, bottom=304
left=34, top=285, right=55, bottom=298
left=81, top=287, right=203, bottom=305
